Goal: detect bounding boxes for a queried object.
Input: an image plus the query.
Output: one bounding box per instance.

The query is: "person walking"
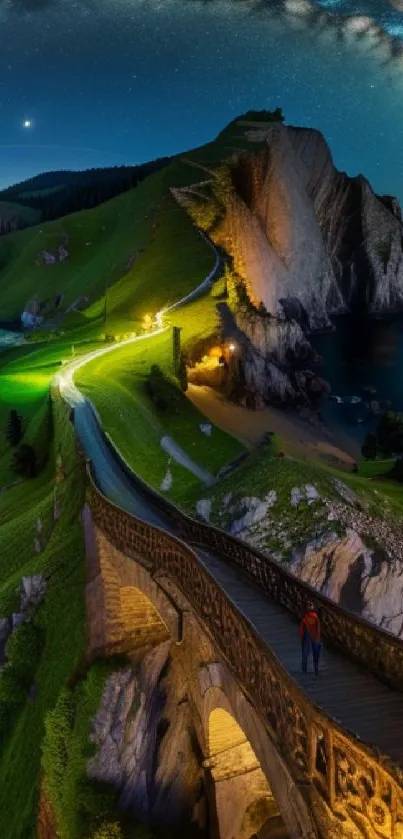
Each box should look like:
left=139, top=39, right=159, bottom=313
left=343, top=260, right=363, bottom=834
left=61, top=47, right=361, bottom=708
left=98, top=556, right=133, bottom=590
left=300, top=600, right=321, bottom=676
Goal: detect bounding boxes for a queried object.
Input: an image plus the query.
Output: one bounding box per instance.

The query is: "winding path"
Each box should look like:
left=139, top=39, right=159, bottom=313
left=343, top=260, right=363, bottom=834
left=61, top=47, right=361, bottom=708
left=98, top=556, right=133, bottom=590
left=57, top=230, right=403, bottom=788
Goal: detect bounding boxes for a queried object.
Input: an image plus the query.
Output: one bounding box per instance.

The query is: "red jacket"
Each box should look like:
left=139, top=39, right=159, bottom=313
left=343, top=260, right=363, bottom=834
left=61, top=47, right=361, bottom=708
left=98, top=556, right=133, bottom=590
left=299, top=610, right=321, bottom=642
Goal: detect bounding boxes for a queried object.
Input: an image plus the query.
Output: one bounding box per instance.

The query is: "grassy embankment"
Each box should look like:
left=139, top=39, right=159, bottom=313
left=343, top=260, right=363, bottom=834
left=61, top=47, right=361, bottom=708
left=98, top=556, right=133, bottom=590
left=0, top=116, right=277, bottom=501
left=0, top=387, right=161, bottom=839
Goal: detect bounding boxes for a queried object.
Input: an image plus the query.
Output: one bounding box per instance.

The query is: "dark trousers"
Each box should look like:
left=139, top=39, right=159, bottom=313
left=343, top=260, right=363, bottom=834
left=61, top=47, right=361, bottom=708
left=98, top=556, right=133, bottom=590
left=302, top=633, right=321, bottom=675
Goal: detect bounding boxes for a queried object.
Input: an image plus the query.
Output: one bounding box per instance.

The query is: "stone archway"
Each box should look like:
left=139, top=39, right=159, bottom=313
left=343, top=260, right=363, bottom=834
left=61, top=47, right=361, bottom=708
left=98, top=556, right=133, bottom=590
left=200, top=674, right=318, bottom=839
left=207, top=707, right=289, bottom=839
left=83, top=505, right=182, bottom=658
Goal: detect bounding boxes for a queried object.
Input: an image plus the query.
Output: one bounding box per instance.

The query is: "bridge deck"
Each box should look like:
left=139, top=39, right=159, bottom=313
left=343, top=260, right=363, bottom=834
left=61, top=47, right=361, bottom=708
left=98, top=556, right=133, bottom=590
left=197, top=548, right=403, bottom=766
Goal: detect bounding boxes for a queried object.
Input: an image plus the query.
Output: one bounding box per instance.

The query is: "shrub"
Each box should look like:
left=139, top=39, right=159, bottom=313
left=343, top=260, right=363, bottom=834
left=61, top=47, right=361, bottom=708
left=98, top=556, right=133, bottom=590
left=90, top=823, right=123, bottom=839
left=377, top=412, right=403, bottom=456
left=12, top=443, right=37, bottom=478
left=0, top=622, right=44, bottom=745
left=145, top=365, right=183, bottom=413
left=25, top=394, right=53, bottom=473
left=211, top=275, right=227, bottom=299
left=5, top=409, right=23, bottom=447
left=361, top=432, right=377, bottom=460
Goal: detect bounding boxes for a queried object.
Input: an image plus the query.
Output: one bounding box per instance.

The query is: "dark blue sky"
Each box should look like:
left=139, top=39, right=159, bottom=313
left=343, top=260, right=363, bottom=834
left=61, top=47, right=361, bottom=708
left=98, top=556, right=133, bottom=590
left=0, top=0, right=402, bottom=201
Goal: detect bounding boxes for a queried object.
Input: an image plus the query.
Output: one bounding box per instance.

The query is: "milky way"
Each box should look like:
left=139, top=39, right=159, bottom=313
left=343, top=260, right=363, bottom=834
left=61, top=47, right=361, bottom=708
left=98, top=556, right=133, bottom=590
left=0, top=0, right=402, bottom=203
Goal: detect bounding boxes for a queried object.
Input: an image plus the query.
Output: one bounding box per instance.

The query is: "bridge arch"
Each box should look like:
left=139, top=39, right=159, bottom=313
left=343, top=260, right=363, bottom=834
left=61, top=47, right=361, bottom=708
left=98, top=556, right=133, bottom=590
left=201, top=675, right=318, bottom=839
left=83, top=505, right=182, bottom=657
left=207, top=706, right=288, bottom=839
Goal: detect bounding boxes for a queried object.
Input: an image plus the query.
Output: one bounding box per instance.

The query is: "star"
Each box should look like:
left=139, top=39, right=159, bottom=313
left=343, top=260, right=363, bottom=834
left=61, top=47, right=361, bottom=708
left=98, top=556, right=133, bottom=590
left=22, top=119, right=32, bottom=128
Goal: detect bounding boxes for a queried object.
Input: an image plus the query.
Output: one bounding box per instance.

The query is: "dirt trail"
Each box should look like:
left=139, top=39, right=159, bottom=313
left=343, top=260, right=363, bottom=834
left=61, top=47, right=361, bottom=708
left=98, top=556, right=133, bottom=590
left=187, top=384, right=358, bottom=469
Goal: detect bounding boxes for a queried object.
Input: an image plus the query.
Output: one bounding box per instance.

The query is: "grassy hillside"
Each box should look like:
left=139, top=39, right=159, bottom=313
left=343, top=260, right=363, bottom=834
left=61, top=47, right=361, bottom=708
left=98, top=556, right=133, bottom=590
left=0, top=114, right=272, bottom=330
left=0, top=200, right=41, bottom=228
left=76, top=323, right=243, bottom=504
left=2, top=109, right=403, bottom=838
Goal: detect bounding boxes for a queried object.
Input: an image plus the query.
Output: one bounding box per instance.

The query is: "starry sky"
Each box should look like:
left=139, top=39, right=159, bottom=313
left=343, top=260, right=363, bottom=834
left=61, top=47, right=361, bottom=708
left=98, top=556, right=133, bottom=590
left=0, top=0, right=402, bottom=201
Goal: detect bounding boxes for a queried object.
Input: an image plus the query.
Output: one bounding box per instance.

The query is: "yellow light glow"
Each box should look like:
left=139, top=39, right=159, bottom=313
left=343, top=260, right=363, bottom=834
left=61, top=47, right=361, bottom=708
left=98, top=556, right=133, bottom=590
left=142, top=313, right=154, bottom=331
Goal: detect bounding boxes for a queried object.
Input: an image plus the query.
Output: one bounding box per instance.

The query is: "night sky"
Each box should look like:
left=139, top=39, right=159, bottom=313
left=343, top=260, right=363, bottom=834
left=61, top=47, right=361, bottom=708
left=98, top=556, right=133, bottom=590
left=0, top=0, right=402, bottom=201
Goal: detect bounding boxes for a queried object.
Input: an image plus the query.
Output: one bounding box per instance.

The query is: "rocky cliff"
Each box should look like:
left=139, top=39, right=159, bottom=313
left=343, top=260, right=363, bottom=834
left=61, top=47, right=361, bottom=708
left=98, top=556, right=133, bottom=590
left=174, top=120, right=403, bottom=404
left=88, top=641, right=207, bottom=834
left=199, top=475, right=403, bottom=638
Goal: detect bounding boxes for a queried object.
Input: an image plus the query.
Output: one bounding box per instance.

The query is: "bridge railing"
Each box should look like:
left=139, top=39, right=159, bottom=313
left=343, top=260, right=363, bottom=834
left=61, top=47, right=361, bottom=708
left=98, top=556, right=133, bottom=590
left=93, top=416, right=403, bottom=694
left=87, top=473, right=403, bottom=838
left=172, top=510, right=403, bottom=693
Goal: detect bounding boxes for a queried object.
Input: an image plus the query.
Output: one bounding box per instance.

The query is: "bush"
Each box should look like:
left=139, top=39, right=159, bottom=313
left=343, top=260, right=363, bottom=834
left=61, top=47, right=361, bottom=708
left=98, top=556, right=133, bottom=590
left=0, top=622, right=44, bottom=745
left=90, top=823, right=123, bottom=839
left=145, top=365, right=183, bottom=413
left=377, top=412, right=403, bottom=456
left=5, top=409, right=23, bottom=447
left=25, top=394, right=53, bottom=473
left=211, top=275, right=227, bottom=299
left=12, top=443, right=37, bottom=478
left=361, top=432, right=377, bottom=460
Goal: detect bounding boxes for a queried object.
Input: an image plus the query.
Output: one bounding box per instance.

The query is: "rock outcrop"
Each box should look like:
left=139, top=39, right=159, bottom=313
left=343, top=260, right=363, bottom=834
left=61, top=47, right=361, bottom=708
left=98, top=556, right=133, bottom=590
left=0, top=573, right=47, bottom=668
left=21, top=296, right=43, bottom=328
left=88, top=641, right=207, bottom=833
left=173, top=119, right=403, bottom=404
left=227, top=123, right=403, bottom=318
left=211, top=476, right=403, bottom=638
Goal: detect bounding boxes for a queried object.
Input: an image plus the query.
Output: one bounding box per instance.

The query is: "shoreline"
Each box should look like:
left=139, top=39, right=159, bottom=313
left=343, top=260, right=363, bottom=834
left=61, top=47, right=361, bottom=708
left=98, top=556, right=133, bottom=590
left=187, top=384, right=360, bottom=470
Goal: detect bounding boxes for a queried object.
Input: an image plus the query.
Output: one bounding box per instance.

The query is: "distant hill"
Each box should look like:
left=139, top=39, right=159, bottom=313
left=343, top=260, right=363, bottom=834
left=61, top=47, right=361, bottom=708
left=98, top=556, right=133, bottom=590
left=0, top=158, right=170, bottom=228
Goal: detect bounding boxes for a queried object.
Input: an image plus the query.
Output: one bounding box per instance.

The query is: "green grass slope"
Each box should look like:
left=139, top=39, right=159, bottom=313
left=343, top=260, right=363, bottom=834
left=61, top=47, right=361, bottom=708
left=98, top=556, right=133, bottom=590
left=76, top=324, right=243, bottom=504
left=0, top=112, right=273, bottom=332
left=0, top=200, right=41, bottom=228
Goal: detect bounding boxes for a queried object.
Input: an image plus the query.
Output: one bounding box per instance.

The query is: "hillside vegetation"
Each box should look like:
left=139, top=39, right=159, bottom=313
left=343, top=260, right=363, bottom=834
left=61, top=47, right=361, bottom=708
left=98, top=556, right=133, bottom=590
left=2, top=110, right=403, bottom=839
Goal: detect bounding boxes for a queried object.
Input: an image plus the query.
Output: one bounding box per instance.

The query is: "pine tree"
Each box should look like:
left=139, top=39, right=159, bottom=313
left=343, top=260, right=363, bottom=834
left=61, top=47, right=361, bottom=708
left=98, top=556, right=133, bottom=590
left=6, top=409, right=23, bottom=447
left=361, top=432, right=377, bottom=460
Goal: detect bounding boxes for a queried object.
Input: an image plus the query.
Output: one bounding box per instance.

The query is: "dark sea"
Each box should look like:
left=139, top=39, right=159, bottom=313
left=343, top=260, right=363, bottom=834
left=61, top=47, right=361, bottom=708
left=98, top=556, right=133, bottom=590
left=311, top=315, right=403, bottom=447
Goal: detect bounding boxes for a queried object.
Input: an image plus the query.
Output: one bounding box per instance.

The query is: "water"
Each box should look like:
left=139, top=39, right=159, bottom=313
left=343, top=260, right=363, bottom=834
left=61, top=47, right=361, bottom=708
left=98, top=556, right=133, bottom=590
left=312, top=314, right=403, bottom=443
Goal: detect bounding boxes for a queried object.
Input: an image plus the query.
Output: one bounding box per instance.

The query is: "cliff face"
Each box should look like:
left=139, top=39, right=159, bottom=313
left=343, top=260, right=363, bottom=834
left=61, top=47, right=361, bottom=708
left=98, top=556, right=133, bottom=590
left=174, top=120, right=403, bottom=404
left=88, top=642, right=207, bottom=833
left=222, top=123, right=403, bottom=320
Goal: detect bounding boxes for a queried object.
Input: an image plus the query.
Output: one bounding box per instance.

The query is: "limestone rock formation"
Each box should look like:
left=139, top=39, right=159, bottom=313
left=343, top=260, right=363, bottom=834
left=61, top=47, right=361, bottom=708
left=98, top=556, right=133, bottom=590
left=289, top=528, right=403, bottom=638
left=216, top=476, right=403, bottom=638
left=21, top=296, right=43, bottom=328
left=232, top=123, right=403, bottom=317
left=173, top=119, right=403, bottom=404
left=88, top=642, right=207, bottom=833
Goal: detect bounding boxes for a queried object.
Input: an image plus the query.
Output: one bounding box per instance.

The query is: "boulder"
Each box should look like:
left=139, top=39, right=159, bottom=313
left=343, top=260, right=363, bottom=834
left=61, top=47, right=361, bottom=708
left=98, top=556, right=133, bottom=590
left=20, top=574, right=47, bottom=611
left=196, top=499, right=212, bottom=523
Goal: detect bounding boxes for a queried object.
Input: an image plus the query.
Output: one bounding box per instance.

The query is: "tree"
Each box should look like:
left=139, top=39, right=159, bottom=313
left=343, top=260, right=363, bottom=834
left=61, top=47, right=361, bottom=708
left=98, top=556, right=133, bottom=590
left=361, top=432, right=377, bottom=460
left=12, top=444, right=37, bottom=478
left=377, top=412, right=403, bottom=456
left=5, top=409, right=23, bottom=447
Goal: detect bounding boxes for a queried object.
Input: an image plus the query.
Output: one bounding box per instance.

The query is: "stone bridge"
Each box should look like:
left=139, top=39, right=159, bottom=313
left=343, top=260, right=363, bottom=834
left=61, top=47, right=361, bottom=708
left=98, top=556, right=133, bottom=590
left=84, top=471, right=403, bottom=839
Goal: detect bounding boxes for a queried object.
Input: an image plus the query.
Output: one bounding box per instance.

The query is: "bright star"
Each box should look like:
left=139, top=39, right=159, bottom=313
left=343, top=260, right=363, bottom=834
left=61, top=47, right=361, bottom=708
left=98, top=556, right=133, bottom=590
left=23, top=119, right=32, bottom=129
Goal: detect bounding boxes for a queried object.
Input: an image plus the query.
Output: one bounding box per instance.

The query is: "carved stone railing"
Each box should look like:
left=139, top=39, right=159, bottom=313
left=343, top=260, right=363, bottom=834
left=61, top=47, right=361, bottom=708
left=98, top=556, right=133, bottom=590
left=92, top=416, right=403, bottom=694
left=166, top=509, right=403, bottom=694
left=87, top=474, right=403, bottom=838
